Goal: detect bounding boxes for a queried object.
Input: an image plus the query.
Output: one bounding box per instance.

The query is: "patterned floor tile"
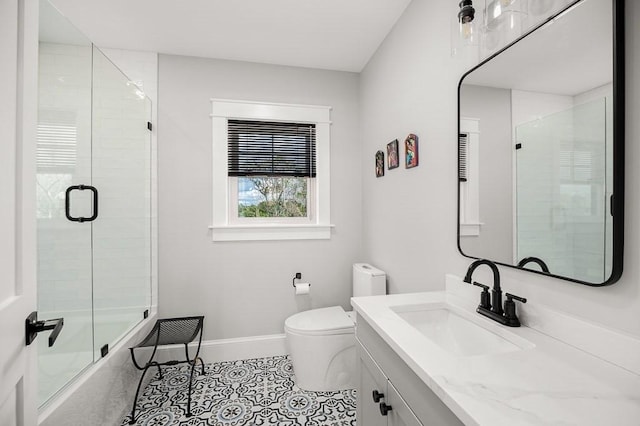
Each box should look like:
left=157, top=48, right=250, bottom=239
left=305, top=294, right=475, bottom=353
left=121, top=355, right=356, bottom=426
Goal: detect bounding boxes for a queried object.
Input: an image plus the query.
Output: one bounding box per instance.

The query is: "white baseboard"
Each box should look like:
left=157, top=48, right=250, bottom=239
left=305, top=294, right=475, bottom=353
left=154, top=333, right=288, bottom=364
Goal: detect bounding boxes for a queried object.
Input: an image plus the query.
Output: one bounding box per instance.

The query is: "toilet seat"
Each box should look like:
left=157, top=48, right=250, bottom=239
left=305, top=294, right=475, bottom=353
left=284, top=306, right=355, bottom=336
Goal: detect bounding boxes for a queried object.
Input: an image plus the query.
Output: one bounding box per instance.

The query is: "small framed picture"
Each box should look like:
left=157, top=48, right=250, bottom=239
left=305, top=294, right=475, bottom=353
left=387, top=139, right=399, bottom=170
left=405, top=133, right=419, bottom=169
left=375, top=150, right=385, bottom=177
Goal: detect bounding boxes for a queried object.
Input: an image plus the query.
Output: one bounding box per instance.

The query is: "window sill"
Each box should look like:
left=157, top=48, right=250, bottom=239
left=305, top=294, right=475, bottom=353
left=208, top=224, right=334, bottom=241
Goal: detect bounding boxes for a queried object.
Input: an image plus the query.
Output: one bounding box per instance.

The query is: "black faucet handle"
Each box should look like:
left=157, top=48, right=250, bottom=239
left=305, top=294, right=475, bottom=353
left=473, top=282, right=491, bottom=309
left=505, top=293, right=527, bottom=303
left=503, top=293, right=527, bottom=326
left=472, top=281, right=489, bottom=290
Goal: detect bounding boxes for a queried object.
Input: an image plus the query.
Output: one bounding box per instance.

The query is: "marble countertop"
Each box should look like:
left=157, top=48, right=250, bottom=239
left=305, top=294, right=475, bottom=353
left=351, top=283, right=640, bottom=426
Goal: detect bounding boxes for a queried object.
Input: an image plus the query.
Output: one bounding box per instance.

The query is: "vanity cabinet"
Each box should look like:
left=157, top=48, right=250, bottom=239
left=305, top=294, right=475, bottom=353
left=356, top=314, right=464, bottom=426
left=358, top=341, right=421, bottom=426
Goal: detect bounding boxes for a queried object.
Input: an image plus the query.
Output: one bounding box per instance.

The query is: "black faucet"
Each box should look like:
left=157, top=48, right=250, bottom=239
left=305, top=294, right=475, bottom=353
left=517, top=256, right=550, bottom=273
left=463, top=259, right=503, bottom=315
left=463, top=259, right=527, bottom=327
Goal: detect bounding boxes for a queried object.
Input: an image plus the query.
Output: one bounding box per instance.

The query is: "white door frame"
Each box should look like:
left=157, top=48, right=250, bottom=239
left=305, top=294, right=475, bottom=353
left=0, top=0, right=40, bottom=424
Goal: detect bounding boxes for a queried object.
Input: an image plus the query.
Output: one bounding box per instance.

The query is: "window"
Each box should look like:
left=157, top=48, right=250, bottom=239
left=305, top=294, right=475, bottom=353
left=210, top=99, right=332, bottom=241
left=227, top=120, right=315, bottom=223
left=459, top=118, right=481, bottom=236
left=37, top=110, right=77, bottom=219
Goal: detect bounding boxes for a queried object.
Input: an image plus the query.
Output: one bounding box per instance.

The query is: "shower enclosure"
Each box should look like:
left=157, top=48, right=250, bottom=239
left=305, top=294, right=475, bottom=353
left=515, top=97, right=612, bottom=283
left=37, top=0, right=152, bottom=406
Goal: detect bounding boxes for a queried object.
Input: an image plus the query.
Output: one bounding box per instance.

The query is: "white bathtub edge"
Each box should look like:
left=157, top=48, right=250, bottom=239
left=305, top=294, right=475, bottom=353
left=38, top=311, right=158, bottom=426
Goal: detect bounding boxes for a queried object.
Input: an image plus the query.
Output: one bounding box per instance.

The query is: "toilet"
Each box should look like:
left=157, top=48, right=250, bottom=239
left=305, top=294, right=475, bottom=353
left=284, top=263, right=386, bottom=391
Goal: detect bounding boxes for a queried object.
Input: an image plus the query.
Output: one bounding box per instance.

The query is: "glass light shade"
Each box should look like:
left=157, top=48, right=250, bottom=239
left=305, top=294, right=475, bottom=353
left=459, top=18, right=479, bottom=44
left=480, top=0, right=528, bottom=57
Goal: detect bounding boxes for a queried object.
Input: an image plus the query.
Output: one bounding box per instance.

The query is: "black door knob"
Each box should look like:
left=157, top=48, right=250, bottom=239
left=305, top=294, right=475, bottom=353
left=372, top=390, right=384, bottom=403
left=379, top=402, right=393, bottom=416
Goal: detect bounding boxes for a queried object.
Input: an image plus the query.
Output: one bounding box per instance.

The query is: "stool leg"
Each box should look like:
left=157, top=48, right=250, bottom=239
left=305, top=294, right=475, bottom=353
left=154, top=362, right=163, bottom=379
left=197, top=357, right=205, bottom=375
left=129, top=363, right=153, bottom=424
left=186, top=360, right=197, bottom=417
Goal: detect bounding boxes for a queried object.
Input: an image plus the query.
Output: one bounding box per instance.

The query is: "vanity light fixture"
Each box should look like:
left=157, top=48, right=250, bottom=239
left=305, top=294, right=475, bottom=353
left=485, top=0, right=527, bottom=31
left=458, top=0, right=476, bottom=41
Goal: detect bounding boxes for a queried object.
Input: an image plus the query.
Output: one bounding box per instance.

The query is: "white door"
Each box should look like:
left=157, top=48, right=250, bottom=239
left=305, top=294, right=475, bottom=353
left=0, top=0, right=40, bottom=425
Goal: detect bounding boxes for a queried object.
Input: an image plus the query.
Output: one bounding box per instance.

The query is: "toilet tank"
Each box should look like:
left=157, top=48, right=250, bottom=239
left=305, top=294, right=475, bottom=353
left=352, top=263, right=386, bottom=297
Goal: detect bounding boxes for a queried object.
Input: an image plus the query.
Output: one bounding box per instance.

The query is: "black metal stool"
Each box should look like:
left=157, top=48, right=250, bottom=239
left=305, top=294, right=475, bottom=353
left=128, top=316, right=205, bottom=424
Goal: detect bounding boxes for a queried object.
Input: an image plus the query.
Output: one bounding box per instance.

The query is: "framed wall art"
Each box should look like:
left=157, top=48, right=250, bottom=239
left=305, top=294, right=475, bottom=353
left=387, top=139, right=399, bottom=170
left=375, top=150, right=385, bottom=177
left=405, top=133, right=419, bottom=169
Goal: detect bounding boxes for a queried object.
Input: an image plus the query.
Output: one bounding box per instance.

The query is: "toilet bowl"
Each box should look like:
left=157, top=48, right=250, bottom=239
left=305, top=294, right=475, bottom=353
left=284, top=263, right=386, bottom=391
left=285, top=306, right=356, bottom=391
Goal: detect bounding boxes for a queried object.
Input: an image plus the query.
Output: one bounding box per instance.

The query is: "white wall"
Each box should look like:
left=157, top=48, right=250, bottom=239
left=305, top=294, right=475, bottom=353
left=360, top=0, right=469, bottom=294
left=157, top=55, right=361, bottom=340
left=360, top=0, right=640, bottom=338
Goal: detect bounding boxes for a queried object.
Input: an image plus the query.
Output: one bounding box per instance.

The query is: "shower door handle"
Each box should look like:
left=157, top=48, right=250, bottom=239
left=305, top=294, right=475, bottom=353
left=65, top=185, right=98, bottom=222
left=25, top=311, right=64, bottom=347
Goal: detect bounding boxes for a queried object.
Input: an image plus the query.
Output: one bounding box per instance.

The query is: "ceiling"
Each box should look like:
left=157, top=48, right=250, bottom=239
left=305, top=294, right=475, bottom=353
left=48, top=0, right=412, bottom=72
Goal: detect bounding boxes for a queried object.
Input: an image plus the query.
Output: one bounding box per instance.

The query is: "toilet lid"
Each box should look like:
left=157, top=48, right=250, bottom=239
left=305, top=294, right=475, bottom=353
left=285, top=306, right=354, bottom=336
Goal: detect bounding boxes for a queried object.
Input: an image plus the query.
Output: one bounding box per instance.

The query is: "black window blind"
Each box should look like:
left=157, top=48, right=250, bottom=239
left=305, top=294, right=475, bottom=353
left=459, top=133, right=468, bottom=182
left=228, top=120, right=316, bottom=178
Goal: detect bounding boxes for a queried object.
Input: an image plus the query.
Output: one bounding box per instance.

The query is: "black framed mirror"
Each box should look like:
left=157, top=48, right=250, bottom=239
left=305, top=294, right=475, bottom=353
left=457, top=0, right=624, bottom=286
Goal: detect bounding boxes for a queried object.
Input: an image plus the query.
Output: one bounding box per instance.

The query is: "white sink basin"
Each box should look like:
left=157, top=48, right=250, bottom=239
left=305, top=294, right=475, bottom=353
left=391, top=303, right=534, bottom=357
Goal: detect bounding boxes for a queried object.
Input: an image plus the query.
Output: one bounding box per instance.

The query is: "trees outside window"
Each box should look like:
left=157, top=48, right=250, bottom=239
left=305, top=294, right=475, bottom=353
left=237, top=176, right=308, bottom=218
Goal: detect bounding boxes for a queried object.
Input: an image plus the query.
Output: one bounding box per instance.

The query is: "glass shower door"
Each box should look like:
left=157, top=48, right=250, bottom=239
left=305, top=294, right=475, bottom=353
left=91, top=47, right=152, bottom=358
left=36, top=0, right=94, bottom=405
left=37, top=0, right=153, bottom=406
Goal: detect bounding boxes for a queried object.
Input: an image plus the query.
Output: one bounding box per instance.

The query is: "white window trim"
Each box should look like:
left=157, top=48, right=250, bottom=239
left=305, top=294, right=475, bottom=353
left=210, top=99, right=333, bottom=241
left=460, top=118, right=483, bottom=237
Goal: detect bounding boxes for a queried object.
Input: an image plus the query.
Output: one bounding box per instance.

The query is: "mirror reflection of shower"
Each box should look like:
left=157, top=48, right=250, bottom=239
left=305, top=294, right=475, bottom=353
left=515, top=97, right=612, bottom=283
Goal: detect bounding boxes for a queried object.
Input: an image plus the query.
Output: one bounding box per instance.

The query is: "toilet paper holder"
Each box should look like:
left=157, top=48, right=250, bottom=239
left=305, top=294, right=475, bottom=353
left=292, top=272, right=311, bottom=288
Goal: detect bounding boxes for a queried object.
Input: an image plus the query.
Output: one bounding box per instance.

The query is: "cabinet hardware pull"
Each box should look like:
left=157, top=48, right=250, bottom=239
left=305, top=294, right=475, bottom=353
left=379, top=402, right=393, bottom=416
left=372, top=390, right=384, bottom=403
